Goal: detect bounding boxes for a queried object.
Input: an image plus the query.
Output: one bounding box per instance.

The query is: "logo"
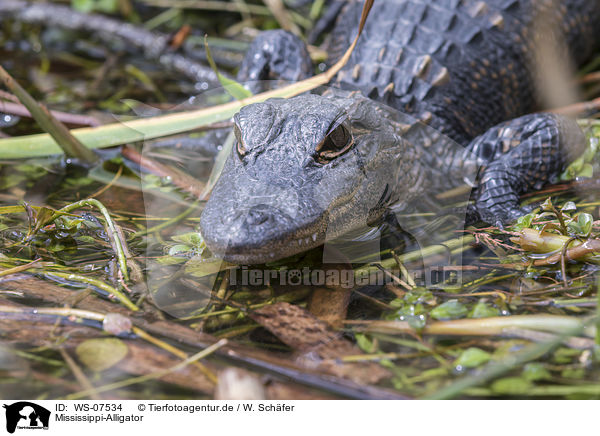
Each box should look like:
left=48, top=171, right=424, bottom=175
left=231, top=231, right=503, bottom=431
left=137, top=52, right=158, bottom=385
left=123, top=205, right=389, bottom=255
left=3, top=402, right=50, bottom=434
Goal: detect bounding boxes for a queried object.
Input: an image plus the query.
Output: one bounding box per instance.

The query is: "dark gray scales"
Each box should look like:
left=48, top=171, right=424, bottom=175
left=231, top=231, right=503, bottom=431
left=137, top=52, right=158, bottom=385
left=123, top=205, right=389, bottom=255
left=328, top=0, right=600, bottom=141
left=200, top=0, right=600, bottom=263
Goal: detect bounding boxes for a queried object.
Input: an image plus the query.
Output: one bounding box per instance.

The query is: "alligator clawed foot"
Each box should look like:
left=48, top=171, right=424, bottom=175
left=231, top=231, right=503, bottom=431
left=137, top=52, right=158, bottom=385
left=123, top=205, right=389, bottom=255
left=474, top=203, right=535, bottom=229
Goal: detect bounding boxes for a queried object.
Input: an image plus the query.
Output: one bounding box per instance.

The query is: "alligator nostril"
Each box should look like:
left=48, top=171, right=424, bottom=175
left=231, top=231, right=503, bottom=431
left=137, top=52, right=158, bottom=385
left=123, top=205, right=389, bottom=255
left=245, top=207, right=270, bottom=226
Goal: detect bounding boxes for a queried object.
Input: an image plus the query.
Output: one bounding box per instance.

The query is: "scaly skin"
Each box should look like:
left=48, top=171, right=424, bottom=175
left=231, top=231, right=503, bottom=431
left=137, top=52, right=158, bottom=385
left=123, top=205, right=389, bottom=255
left=200, top=0, right=600, bottom=264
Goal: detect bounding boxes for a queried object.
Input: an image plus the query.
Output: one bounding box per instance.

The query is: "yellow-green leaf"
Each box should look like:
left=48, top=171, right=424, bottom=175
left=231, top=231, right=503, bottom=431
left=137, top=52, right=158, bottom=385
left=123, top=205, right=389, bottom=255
left=76, top=338, right=128, bottom=372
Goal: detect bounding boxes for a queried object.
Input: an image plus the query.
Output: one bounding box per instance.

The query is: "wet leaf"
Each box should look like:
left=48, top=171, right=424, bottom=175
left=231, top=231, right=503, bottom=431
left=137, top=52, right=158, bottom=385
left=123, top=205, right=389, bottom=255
left=430, top=300, right=467, bottom=320
left=469, top=301, right=500, bottom=318
left=562, top=201, right=577, bottom=212
left=406, top=314, right=427, bottom=330
left=513, top=212, right=535, bottom=231
left=577, top=213, right=593, bottom=236
left=454, top=347, right=491, bottom=369
left=522, top=363, right=551, bottom=381
left=168, top=244, right=194, bottom=256
left=75, top=338, right=128, bottom=372
left=30, top=206, right=55, bottom=234
left=553, top=347, right=581, bottom=364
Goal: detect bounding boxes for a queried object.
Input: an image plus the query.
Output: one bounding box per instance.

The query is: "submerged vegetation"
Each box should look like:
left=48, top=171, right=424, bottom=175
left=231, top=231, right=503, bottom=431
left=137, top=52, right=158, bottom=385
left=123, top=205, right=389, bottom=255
left=1, top=0, right=600, bottom=400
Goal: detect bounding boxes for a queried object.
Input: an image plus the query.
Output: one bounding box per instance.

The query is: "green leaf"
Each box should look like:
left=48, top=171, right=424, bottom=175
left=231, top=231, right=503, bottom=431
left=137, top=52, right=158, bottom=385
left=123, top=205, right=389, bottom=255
left=577, top=213, right=594, bottom=236
left=469, top=300, right=500, bottom=318
left=430, top=299, right=468, bottom=320
left=30, top=206, right=56, bottom=234
left=172, top=232, right=205, bottom=249
left=578, top=163, right=594, bottom=178
left=406, top=314, right=427, bottom=330
left=561, top=201, right=577, bottom=212
left=168, top=244, right=193, bottom=256
left=204, top=35, right=252, bottom=101
left=522, top=363, right=551, bottom=381
left=71, top=0, right=94, bottom=13
left=561, top=368, right=585, bottom=379
left=454, top=347, right=491, bottom=369
left=72, top=0, right=118, bottom=13
left=355, top=333, right=377, bottom=353
left=490, top=377, right=533, bottom=395
left=389, top=298, right=404, bottom=309
left=541, top=197, right=554, bottom=212
left=513, top=212, right=535, bottom=231
left=75, top=338, right=128, bottom=372
left=553, top=347, right=581, bottom=364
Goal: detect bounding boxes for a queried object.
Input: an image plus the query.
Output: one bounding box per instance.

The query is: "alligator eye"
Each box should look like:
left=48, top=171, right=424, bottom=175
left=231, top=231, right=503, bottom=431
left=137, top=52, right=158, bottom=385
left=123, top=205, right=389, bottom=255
left=234, top=124, right=247, bottom=157
left=315, top=123, right=353, bottom=162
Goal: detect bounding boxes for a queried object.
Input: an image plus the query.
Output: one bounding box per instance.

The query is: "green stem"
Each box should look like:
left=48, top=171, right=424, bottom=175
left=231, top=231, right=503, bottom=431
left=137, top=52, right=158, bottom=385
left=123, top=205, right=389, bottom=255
left=422, top=317, right=593, bottom=400
left=44, top=271, right=138, bottom=312
left=132, top=201, right=200, bottom=238
left=54, top=199, right=129, bottom=282
left=353, top=235, right=475, bottom=278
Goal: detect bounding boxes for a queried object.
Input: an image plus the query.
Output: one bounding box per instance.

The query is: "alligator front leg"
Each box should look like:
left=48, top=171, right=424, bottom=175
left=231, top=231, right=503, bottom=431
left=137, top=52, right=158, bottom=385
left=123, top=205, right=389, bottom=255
left=468, top=114, right=587, bottom=225
left=237, top=30, right=313, bottom=92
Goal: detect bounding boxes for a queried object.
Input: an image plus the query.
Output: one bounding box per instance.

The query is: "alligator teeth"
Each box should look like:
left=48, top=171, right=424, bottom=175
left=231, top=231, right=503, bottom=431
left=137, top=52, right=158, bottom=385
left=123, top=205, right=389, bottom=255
left=298, top=239, right=302, bottom=245
left=312, top=233, right=317, bottom=242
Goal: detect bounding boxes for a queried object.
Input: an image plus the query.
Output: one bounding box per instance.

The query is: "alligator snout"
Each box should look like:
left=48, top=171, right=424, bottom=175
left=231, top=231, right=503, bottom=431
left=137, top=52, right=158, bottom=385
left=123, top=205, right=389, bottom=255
left=226, top=204, right=294, bottom=234
left=244, top=205, right=276, bottom=226
left=201, top=198, right=312, bottom=263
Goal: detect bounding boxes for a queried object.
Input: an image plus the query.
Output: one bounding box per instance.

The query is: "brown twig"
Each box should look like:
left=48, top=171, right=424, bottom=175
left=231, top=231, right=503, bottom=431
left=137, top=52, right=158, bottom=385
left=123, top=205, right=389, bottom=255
left=550, top=96, right=600, bottom=116
left=0, top=100, right=101, bottom=127
left=121, top=145, right=207, bottom=198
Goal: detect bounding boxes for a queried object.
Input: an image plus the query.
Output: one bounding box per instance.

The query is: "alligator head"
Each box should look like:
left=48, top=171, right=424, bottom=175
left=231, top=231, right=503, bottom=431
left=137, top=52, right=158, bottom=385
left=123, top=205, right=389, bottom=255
left=199, top=90, right=424, bottom=264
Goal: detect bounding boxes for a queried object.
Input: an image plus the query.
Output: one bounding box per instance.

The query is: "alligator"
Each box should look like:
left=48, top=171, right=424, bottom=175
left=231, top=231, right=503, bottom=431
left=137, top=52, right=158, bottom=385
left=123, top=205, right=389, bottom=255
left=199, top=0, right=600, bottom=264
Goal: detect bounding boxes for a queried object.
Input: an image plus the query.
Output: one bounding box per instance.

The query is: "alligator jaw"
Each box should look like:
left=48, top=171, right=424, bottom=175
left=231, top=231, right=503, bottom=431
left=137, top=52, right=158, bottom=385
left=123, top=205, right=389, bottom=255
left=203, top=222, right=327, bottom=265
